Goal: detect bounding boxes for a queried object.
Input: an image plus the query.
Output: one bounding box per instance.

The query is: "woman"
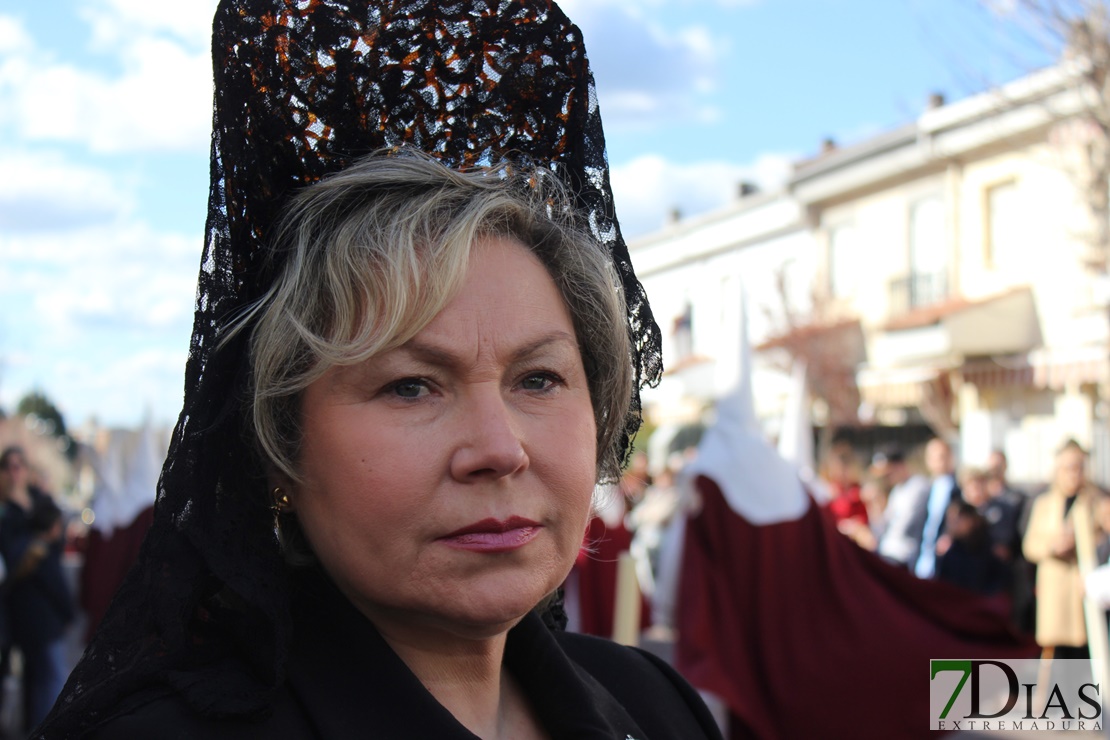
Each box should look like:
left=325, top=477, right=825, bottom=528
left=0, top=446, right=74, bottom=734
left=37, top=1, right=719, bottom=738
left=1023, top=438, right=1101, bottom=659
left=820, top=440, right=867, bottom=526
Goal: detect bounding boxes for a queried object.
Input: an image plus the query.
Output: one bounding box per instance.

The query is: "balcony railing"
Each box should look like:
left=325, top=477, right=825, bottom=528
left=889, top=271, right=948, bottom=314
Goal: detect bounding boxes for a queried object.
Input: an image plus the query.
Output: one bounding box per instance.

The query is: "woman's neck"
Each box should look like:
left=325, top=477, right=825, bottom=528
left=6, top=484, right=31, bottom=511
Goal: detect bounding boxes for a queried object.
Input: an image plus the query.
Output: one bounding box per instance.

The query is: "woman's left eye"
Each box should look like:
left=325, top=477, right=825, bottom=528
left=519, top=372, right=560, bottom=392
left=386, top=378, right=431, bottom=399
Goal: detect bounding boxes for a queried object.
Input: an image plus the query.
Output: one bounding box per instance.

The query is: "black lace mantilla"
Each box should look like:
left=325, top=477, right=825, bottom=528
left=36, top=1, right=661, bottom=736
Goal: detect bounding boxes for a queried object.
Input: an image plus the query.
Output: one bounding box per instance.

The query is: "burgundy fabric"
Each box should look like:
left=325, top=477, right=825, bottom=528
left=675, top=475, right=1037, bottom=740
left=573, top=516, right=649, bottom=637
left=79, top=506, right=155, bottom=643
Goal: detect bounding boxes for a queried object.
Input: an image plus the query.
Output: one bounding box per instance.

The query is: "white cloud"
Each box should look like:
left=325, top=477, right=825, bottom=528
left=95, top=36, right=212, bottom=152
left=982, top=0, right=1019, bottom=16
left=0, top=151, right=132, bottom=231
left=82, top=0, right=217, bottom=50
left=1, top=3, right=214, bottom=153
left=610, top=152, right=795, bottom=238
left=560, top=1, right=722, bottom=128
left=32, top=347, right=189, bottom=428
left=0, top=220, right=198, bottom=426
left=0, top=15, right=33, bottom=53
left=7, top=225, right=198, bottom=335
left=36, top=268, right=196, bottom=337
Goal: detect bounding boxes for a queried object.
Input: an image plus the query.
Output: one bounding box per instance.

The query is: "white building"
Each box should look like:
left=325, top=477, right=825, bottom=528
left=630, top=62, right=1110, bottom=486
left=631, top=185, right=818, bottom=466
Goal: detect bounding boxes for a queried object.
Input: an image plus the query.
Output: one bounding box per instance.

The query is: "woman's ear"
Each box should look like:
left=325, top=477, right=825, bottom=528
left=267, top=472, right=296, bottom=514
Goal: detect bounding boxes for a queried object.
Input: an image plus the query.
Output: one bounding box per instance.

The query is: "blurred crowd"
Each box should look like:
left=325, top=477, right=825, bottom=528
left=568, top=434, right=1110, bottom=665
left=1, top=427, right=1106, bottom=734
left=833, top=436, right=1101, bottom=663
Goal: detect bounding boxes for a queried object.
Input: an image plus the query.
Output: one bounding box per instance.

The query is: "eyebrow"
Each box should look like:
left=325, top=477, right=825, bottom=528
left=398, top=330, right=580, bottom=368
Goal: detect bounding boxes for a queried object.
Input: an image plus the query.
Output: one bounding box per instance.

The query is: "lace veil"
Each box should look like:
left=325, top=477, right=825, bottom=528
left=36, top=1, right=661, bottom=736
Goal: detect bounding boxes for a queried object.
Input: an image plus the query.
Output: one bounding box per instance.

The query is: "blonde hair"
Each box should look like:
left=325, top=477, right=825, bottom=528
left=232, top=150, right=633, bottom=488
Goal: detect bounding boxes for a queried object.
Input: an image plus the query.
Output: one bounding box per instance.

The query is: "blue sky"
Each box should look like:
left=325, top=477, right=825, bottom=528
left=0, top=0, right=1048, bottom=428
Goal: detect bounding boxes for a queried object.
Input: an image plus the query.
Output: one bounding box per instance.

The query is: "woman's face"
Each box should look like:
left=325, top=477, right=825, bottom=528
left=962, top=477, right=988, bottom=507
left=1056, top=447, right=1088, bottom=496
left=0, top=452, right=28, bottom=497
left=290, top=235, right=597, bottom=641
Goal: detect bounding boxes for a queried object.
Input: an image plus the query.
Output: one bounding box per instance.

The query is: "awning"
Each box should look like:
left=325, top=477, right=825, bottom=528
left=960, top=359, right=1034, bottom=389
left=871, top=287, right=1040, bottom=367
left=856, top=364, right=959, bottom=436
left=856, top=365, right=937, bottom=407
left=1031, top=347, right=1110, bottom=390
left=961, top=347, right=1109, bottom=391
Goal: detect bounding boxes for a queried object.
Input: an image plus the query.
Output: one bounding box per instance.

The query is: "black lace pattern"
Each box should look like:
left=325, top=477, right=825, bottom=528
left=36, top=1, right=661, bottom=736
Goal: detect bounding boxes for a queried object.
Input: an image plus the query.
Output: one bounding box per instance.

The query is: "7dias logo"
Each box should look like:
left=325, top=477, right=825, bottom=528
left=930, top=659, right=1102, bottom=732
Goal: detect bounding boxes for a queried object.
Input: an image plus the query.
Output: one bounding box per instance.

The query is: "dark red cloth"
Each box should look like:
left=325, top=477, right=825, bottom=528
left=675, top=476, right=1037, bottom=740
left=572, top=515, right=650, bottom=637
left=79, top=505, right=155, bottom=642
left=824, top=481, right=868, bottom=525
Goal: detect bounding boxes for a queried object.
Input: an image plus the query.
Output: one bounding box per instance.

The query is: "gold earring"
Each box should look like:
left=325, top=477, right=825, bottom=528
left=272, top=486, right=292, bottom=514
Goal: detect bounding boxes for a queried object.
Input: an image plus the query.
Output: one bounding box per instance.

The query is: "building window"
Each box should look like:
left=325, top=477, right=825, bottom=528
left=828, top=223, right=858, bottom=299
left=985, top=179, right=1019, bottom=269
left=672, top=301, right=693, bottom=360
left=904, top=194, right=947, bottom=308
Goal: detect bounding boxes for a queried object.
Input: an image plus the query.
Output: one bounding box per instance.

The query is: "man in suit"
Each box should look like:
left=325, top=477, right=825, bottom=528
left=874, top=446, right=932, bottom=568
left=914, top=437, right=962, bottom=579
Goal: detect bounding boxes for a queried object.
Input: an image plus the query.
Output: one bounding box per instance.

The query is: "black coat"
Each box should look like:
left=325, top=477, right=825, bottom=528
left=1, top=491, right=74, bottom=649
left=89, top=576, right=722, bottom=739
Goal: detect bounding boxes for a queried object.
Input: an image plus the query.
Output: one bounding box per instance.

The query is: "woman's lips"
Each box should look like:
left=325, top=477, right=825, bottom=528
left=439, top=517, right=542, bottom=553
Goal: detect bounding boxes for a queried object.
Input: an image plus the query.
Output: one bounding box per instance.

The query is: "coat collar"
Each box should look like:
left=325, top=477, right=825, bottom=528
left=287, top=573, right=645, bottom=739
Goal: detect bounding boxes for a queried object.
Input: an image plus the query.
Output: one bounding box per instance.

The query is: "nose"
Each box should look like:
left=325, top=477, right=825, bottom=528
left=449, top=385, right=529, bottom=482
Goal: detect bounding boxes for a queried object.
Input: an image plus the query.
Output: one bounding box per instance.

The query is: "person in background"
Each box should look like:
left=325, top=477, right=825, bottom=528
left=1082, top=491, right=1110, bottom=617
left=77, top=429, right=158, bottom=643
left=935, top=500, right=1008, bottom=596
left=1095, top=492, right=1110, bottom=564
left=1023, top=439, right=1100, bottom=659
left=914, top=437, right=962, bottom=579
left=835, top=472, right=891, bottom=551
left=986, top=450, right=1026, bottom=521
left=620, top=450, right=652, bottom=507
left=0, top=446, right=73, bottom=734
left=0, top=449, right=16, bottom=735
left=629, top=461, right=682, bottom=593
left=959, top=466, right=1019, bottom=565
left=568, top=485, right=651, bottom=638
left=862, top=474, right=892, bottom=523
left=987, top=449, right=1035, bottom=633
left=872, top=446, right=932, bottom=568
left=821, top=440, right=867, bottom=527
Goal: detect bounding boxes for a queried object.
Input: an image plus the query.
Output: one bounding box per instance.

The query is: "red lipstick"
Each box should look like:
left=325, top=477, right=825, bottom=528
left=439, top=517, right=542, bottom=553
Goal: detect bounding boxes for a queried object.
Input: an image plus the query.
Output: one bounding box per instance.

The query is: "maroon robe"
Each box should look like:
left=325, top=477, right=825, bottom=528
left=572, top=515, right=651, bottom=638
left=79, top=505, right=155, bottom=642
left=675, top=476, right=1036, bottom=740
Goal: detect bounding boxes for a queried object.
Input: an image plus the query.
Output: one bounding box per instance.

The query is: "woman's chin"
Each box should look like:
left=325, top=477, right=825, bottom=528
left=444, top=586, right=551, bottom=633
left=434, top=567, right=569, bottom=635
left=420, top=550, right=572, bottom=633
